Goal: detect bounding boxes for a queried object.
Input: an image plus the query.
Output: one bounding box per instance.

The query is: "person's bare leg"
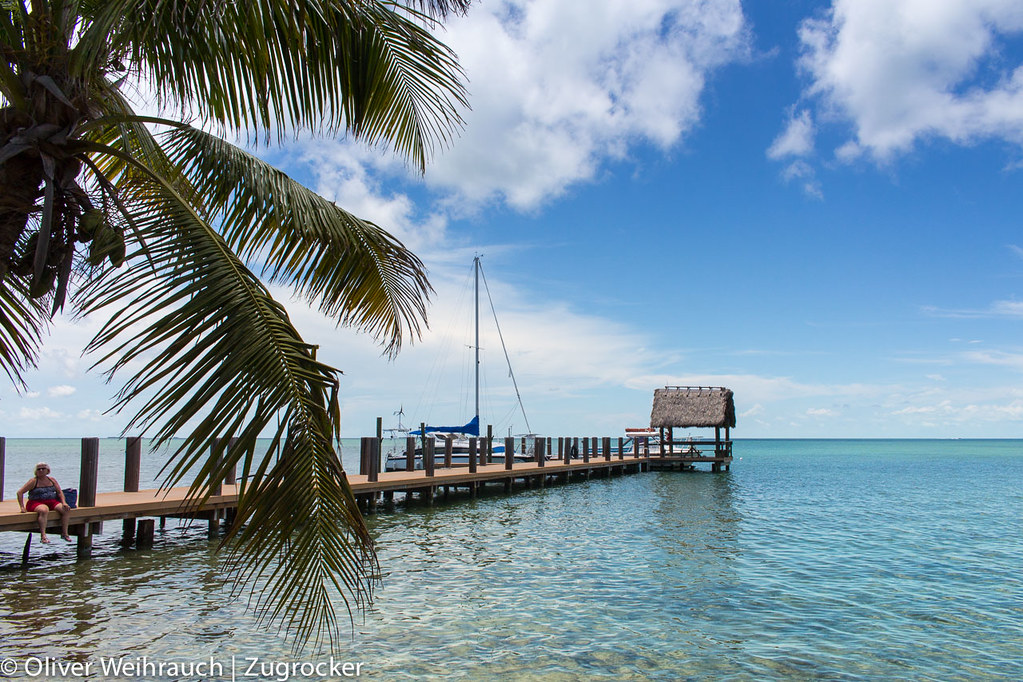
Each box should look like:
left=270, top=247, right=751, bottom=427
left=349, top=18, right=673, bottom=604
left=36, top=507, right=50, bottom=543
left=58, top=505, right=71, bottom=541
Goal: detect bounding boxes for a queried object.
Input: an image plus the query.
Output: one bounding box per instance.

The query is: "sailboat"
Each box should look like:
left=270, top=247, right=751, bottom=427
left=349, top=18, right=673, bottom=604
left=384, top=256, right=536, bottom=471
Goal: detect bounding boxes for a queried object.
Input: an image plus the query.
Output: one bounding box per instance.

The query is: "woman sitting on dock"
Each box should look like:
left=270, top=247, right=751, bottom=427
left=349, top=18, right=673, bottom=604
left=16, top=463, right=71, bottom=543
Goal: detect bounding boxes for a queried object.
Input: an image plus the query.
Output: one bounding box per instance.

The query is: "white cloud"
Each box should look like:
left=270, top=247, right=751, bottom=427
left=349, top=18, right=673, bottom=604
left=47, top=385, right=77, bottom=398
left=923, top=299, right=1023, bottom=318
left=740, top=403, right=764, bottom=417
left=768, top=109, right=816, bottom=159
left=304, top=0, right=750, bottom=216
left=428, top=0, right=749, bottom=210
left=19, top=406, right=62, bottom=420
left=962, top=349, right=1023, bottom=370
left=806, top=407, right=837, bottom=417
left=794, top=0, right=1023, bottom=160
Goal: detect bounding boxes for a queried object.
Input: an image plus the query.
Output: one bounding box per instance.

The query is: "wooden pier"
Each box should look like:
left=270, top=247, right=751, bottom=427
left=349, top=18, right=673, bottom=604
left=0, top=433, right=731, bottom=563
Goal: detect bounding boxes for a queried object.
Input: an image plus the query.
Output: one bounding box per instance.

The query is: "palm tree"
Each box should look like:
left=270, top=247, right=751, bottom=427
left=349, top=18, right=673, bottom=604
left=0, top=0, right=470, bottom=648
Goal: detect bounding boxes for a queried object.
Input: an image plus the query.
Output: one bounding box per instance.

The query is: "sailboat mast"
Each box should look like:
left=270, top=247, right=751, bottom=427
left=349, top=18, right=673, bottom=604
left=474, top=255, right=480, bottom=421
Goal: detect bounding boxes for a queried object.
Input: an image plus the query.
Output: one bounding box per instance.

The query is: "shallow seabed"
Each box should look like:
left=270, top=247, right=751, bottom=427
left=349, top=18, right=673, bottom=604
left=1, top=439, right=1021, bottom=680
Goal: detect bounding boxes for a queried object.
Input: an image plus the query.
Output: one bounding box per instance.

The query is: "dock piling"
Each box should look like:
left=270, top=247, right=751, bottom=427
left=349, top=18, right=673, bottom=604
left=425, top=438, right=435, bottom=477
left=122, top=437, right=141, bottom=547
left=77, top=438, right=99, bottom=559
left=405, top=436, right=416, bottom=472
left=137, top=519, right=154, bottom=549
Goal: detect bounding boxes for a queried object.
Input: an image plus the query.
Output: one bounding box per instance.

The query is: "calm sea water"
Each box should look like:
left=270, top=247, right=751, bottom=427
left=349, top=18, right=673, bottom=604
left=0, top=439, right=1020, bottom=680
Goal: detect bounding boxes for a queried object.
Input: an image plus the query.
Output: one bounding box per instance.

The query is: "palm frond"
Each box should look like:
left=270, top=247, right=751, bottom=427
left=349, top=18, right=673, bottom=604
left=74, top=133, right=375, bottom=646
left=94, top=0, right=468, bottom=168
left=0, top=271, right=47, bottom=386
left=159, top=122, right=431, bottom=356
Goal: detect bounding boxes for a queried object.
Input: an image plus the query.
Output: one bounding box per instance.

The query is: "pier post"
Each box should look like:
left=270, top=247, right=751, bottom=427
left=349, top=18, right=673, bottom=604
left=224, top=438, right=237, bottom=488
left=582, top=438, right=589, bottom=463
left=405, top=436, right=416, bottom=472
left=77, top=438, right=99, bottom=559
left=603, top=437, right=611, bottom=462
left=0, top=436, right=5, bottom=501
left=445, top=436, right=454, bottom=468
left=122, top=437, right=142, bottom=547
left=557, top=437, right=564, bottom=463
left=211, top=438, right=224, bottom=496
left=487, top=424, right=494, bottom=465
left=360, top=438, right=371, bottom=477
left=505, top=437, right=514, bottom=471
left=469, top=438, right=478, bottom=473
left=223, top=439, right=237, bottom=528
left=425, top=438, right=435, bottom=477
left=618, top=437, right=624, bottom=460
left=520, top=437, right=526, bottom=457
left=369, top=438, right=379, bottom=483
left=209, top=439, right=225, bottom=538
left=536, top=438, right=545, bottom=468
left=137, top=519, right=155, bottom=549
left=361, top=438, right=380, bottom=482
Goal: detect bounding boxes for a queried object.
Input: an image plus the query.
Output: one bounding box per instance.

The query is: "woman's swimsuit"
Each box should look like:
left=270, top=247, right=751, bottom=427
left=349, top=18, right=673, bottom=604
left=27, top=478, right=61, bottom=511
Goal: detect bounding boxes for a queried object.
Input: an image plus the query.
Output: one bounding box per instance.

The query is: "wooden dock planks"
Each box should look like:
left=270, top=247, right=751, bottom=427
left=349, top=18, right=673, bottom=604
left=0, top=453, right=730, bottom=535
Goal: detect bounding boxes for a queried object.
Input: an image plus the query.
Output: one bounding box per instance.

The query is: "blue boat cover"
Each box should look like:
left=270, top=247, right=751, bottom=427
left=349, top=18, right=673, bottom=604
left=410, top=415, right=480, bottom=436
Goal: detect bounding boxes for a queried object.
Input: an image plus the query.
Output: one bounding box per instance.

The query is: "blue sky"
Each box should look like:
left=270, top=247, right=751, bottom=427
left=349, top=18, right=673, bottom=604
left=5, top=0, right=1023, bottom=439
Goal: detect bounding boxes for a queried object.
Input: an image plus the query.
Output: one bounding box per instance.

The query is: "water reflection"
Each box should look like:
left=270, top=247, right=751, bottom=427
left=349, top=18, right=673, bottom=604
left=0, top=443, right=1019, bottom=680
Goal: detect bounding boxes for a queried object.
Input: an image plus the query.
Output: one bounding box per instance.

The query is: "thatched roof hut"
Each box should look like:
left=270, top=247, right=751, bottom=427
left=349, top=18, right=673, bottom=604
left=650, top=386, right=736, bottom=429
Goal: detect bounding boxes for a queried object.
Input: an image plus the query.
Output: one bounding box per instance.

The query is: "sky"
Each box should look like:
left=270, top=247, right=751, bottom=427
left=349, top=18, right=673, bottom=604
left=5, top=0, right=1023, bottom=439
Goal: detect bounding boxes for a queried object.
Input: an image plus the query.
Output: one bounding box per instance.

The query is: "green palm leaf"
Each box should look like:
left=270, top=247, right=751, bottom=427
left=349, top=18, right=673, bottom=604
left=75, top=131, right=375, bottom=644
left=159, top=122, right=431, bottom=356
left=94, top=0, right=469, bottom=169
left=2, top=0, right=471, bottom=650
left=0, top=272, right=47, bottom=386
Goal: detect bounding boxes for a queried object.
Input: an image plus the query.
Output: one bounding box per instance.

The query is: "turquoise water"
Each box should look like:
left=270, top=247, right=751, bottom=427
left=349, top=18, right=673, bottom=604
left=1, top=439, right=1021, bottom=680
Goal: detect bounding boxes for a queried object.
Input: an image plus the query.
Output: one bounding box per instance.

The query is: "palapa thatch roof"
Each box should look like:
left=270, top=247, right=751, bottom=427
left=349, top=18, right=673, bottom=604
left=650, top=386, right=736, bottom=429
